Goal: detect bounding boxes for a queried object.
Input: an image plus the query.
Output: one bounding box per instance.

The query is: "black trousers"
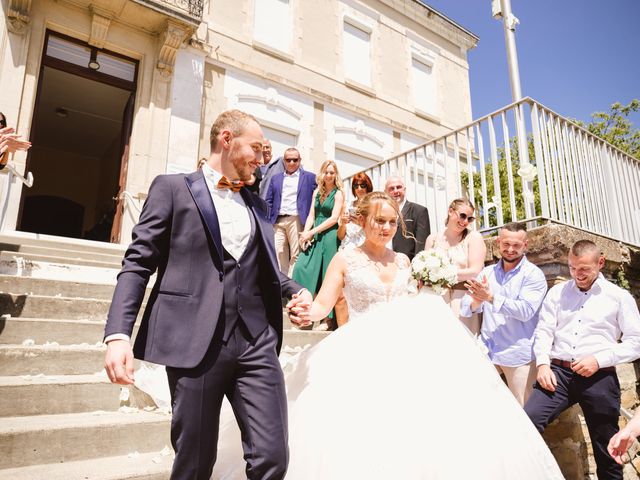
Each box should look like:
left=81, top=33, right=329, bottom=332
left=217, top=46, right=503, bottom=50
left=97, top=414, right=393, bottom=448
left=524, top=363, right=622, bottom=480
left=167, top=323, right=288, bottom=480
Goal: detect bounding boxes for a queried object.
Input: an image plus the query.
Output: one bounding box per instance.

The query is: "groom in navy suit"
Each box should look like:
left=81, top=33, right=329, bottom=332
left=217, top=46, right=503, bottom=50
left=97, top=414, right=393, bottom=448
left=104, top=110, right=312, bottom=480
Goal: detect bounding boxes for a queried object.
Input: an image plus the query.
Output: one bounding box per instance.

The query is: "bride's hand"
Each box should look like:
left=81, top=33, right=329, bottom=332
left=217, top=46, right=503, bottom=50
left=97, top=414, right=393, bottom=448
left=287, top=290, right=313, bottom=327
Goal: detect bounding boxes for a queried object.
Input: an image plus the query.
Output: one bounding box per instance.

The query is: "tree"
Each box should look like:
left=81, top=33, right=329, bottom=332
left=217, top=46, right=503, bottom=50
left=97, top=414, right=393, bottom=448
left=573, top=99, right=640, bottom=159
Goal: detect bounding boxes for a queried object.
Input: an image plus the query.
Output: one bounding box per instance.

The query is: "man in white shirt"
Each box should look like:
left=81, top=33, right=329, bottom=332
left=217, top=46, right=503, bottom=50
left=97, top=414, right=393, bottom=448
left=525, top=240, right=640, bottom=480
left=460, top=223, right=547, bottom=406
left=265, top=148, right=316, bottom=275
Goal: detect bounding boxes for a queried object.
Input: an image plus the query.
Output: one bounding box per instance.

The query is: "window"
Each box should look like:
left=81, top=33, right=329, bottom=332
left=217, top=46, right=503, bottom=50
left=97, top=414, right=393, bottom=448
left=254, top=0, right=291, bottom=54
left=335, top=148, right=376, bottom=179
left=342, top=20, right=371, bottom=87
left=261, top=125, right=298, bottom=161
left=411, top=54, right=436, bottom=116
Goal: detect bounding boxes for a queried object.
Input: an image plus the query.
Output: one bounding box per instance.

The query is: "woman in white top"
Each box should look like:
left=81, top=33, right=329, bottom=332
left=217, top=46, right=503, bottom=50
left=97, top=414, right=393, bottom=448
left=424, top=198, right=486, bottom=335
left=334, top=172, right=373, bottom=326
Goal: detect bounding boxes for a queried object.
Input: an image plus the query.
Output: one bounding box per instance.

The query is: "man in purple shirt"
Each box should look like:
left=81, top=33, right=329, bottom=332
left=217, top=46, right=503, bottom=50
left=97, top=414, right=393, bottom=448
left=461, top=222, right=547, bottom=406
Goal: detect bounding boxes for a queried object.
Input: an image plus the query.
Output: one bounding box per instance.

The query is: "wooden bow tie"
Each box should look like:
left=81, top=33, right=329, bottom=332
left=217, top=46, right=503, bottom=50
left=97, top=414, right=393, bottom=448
left=217, top=176, right=244, bottom=192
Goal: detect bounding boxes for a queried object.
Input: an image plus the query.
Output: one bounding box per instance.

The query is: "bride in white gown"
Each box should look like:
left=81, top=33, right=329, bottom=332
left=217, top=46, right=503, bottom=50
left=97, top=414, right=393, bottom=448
left=212, top=191, right=564, bottom=480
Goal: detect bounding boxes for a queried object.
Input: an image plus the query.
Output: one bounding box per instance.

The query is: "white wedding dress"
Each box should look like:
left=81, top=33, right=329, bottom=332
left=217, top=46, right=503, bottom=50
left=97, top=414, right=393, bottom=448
left=211, top=250, right=564, bottom=479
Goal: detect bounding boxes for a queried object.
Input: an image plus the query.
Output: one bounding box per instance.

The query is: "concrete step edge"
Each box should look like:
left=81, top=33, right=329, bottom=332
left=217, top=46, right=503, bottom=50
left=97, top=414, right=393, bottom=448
left=0, top=409, right=171, bottom=435
left=0, top=450, right=173, bottom=480
left=0, top=373, right=110, bottom=387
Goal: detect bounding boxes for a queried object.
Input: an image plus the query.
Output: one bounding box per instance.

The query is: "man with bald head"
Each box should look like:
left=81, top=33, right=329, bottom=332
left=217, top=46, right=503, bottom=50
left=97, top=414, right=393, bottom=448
left=385, top=175, right=430, bottom=260
left=525, top=239, right=640, bottom=480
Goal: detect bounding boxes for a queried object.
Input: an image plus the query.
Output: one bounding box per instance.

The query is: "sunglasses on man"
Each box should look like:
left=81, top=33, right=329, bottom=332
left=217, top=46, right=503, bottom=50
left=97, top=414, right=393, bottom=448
left=284, top=158, right=300, bottom=163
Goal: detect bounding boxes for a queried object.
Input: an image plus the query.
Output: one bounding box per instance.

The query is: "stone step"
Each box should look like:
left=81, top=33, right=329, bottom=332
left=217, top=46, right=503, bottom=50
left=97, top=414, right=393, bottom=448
left=0, top=242, right=124, bottom=266
left=0, top=231, right=127, bottom=256
left=0, top=374, right=155, bottom=417
left=0, top=293, right=115, bottom=320
left=0, top=329, right=329, bottom=376
left=0, top=274, right=121, bottom=299
left=0, top=344, right=107, bottom=375
left=0, top=250, right=121, bottom=270
left=0, top=317, right=328, bottom=348
left=0, top=450, right=172, bottom=480
left=0, top=410, right=171, bottom=469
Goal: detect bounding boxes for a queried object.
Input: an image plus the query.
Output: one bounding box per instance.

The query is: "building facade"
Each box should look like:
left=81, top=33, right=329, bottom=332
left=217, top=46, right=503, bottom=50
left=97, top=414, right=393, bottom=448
left=0, top=0, right=477, bottom=244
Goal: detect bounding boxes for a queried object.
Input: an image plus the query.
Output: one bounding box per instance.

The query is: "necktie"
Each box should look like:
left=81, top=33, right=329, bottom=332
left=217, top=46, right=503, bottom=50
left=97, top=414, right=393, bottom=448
left=217, top=176, right=244, bottom=192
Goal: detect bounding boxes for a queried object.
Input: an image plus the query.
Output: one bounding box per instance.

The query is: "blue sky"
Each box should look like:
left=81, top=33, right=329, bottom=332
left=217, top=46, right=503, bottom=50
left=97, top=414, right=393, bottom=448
left=423, top=0, right=640, bottom=127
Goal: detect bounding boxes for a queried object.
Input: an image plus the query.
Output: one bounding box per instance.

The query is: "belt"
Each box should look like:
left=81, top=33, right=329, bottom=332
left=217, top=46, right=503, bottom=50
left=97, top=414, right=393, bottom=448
left=551, top=358, right=616, bottom=373
left=277, top=214, right=296, bottom=219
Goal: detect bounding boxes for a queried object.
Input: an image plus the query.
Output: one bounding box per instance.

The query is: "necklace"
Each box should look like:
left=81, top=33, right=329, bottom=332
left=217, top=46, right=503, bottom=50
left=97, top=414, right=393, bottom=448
left=360, top=247, right=391, bottom=272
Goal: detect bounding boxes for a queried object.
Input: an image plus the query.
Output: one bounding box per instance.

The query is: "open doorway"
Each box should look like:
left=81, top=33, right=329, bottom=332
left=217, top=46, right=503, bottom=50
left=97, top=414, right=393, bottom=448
left=19, top=32, right=137, bottom=243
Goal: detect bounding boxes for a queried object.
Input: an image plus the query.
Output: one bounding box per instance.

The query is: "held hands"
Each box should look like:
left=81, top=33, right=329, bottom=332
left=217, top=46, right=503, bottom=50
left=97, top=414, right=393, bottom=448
left=536, top=364, right=557, bottom=392
left=286, top=289, right=313, bottom=327
left=104, top=339, right=135, bottom=385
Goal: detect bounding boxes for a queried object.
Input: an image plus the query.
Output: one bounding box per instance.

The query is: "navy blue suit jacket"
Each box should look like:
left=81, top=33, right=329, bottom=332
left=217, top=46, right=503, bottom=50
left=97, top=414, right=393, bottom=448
left=105, top=170, right=302, bottom=368
left=265, top=169, right=317, bottom=225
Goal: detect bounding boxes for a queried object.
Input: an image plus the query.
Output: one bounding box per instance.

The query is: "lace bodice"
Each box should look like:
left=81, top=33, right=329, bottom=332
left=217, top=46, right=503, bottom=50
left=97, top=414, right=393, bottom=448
left=342, top=250, right=412, bottom=319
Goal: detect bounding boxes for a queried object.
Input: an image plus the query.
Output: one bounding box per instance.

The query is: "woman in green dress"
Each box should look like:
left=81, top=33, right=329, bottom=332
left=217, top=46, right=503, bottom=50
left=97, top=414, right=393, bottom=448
left=293, top=160, right=345, bottom=330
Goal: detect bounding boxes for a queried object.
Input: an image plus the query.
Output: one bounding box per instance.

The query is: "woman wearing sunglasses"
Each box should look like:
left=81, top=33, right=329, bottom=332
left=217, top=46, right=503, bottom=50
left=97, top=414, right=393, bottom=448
left=424, top=197, right=486, bottom=335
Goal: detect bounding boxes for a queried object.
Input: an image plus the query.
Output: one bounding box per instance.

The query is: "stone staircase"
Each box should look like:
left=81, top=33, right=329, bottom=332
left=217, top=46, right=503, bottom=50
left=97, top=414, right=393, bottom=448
left=0, top=233, right=328, bottom=479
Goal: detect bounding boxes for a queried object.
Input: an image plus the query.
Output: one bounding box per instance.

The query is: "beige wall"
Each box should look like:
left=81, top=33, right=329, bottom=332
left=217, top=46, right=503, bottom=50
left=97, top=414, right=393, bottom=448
left=1, top=0, right=476, bottom=244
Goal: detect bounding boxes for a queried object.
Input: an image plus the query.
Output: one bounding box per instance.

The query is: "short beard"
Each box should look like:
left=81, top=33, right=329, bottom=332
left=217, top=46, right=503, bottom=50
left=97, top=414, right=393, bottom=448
left=502, top=254, right=523, bottom=265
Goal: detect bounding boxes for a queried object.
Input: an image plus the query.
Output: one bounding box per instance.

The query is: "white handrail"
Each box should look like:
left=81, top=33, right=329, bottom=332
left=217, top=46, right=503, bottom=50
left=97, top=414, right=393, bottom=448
left=343, top=97, right=640, bottom=247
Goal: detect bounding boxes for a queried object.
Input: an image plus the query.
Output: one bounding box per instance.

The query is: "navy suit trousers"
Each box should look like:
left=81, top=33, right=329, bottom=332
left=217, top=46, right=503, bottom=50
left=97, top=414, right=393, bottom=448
left=524, top=363, right=622, bottom=480
left=167, top=323, right=288, bottom=480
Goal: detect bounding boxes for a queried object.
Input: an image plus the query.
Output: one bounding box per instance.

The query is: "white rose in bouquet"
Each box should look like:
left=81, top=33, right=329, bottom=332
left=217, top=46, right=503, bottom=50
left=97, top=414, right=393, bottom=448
left=410, top=248, right=458, bottom=294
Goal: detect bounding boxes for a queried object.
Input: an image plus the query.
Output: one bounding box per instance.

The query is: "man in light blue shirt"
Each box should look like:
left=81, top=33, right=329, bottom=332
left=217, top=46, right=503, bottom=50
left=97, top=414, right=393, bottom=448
left=460, top=222, right=547, bottom=405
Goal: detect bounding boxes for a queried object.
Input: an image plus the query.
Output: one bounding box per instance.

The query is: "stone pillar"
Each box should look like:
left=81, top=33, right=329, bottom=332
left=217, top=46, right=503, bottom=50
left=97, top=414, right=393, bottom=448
left=166, top=46, right=206, bottom=173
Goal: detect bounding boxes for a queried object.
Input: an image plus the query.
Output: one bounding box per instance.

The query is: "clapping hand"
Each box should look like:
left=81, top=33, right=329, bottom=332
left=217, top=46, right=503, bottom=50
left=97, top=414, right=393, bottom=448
left=464, top=275, right=493, bottom=303
left=0, top=127, right=31, bottom=163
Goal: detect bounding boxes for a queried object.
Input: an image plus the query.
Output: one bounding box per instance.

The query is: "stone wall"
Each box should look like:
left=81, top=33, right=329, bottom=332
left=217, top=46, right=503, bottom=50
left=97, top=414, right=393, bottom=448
left=484, top=223, right=640, bottom=479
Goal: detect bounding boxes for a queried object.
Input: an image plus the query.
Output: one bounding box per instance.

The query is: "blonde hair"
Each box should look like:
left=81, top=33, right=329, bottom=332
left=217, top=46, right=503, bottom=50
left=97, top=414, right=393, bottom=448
left=445, top=197, right=476, bottom=240
left=317, top=160, right=344, bottom=198
left=356, top=192, right=407, bottom=239
left=209, top=110, right=257, bottom=151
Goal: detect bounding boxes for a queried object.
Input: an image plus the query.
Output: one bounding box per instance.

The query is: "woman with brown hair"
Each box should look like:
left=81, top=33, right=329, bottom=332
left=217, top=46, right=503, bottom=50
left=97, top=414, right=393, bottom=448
left=424, top=197, right=486, bottom=334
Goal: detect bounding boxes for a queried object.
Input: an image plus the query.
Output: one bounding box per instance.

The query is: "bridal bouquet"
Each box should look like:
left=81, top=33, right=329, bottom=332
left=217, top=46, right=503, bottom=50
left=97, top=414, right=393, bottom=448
left=410, top=248, right=458, bottom=294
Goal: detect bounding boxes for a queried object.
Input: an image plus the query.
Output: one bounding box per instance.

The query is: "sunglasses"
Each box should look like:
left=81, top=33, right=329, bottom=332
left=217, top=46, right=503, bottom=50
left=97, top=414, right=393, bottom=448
left=455, top=211, right=476, bottom=223
left=285, top=158, right=300, bottom=163
left=353, top=183, right=368, bottom=189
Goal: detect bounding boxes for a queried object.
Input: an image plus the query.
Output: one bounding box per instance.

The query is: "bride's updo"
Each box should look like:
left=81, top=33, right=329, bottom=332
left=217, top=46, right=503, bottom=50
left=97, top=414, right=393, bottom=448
left=356, top=191, right=407, bottom=238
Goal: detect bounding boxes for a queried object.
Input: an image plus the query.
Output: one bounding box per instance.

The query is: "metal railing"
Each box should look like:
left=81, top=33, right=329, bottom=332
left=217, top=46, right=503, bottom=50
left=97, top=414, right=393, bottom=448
left=133, top=0, right=204, bottom=23
left=343, top=97, right=640, bottom=247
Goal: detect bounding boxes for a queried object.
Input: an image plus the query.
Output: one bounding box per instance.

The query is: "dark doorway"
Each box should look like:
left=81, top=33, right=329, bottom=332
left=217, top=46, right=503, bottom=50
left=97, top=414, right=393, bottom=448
left=19, top=32, right=138, bottom=242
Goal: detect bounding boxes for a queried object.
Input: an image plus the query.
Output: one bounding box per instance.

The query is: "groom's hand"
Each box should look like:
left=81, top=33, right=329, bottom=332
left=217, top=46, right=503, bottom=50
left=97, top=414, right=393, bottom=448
left=105, top=339, right=135, bottom=385
left=287, top=289, right=313, bottom=326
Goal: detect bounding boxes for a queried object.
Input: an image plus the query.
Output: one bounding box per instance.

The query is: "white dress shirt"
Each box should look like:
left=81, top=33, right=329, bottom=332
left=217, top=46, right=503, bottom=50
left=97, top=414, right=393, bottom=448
left=279, top=169, right=300, bottom=216
left=533, top=274, right=640, bottom=368
left=202, top=163, right=251, bottom=260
